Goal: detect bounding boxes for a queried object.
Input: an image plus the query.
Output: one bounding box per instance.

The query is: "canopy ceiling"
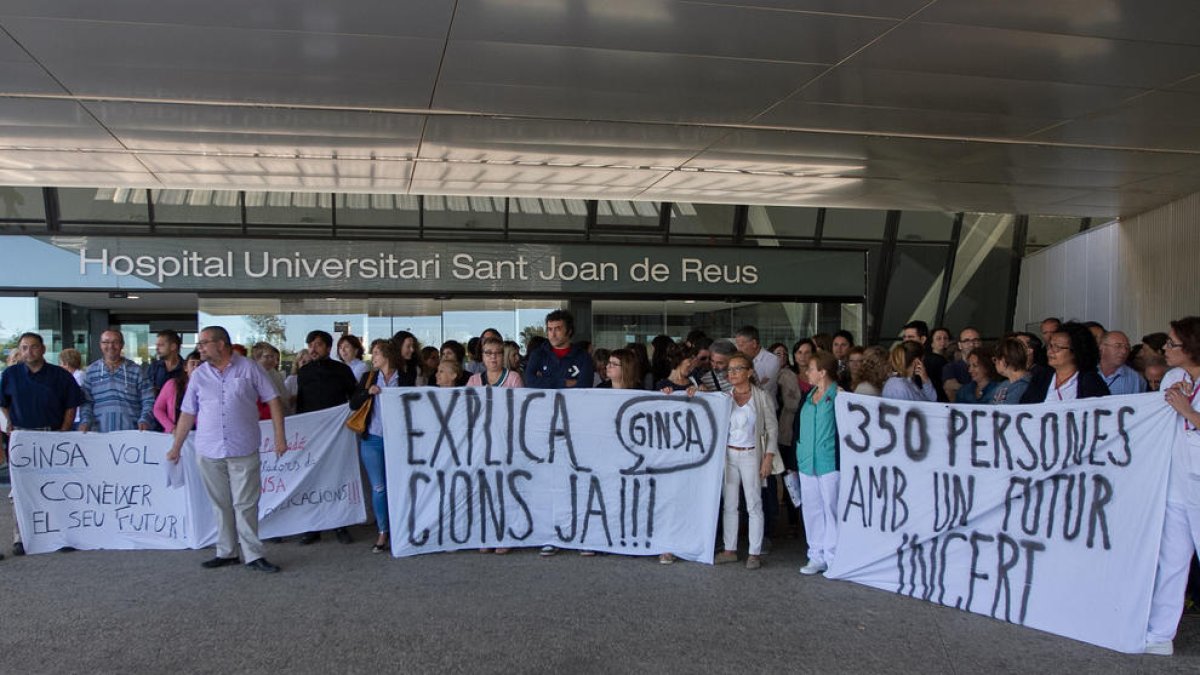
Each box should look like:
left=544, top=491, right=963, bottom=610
left=3, top=0, right=1200, bottom=217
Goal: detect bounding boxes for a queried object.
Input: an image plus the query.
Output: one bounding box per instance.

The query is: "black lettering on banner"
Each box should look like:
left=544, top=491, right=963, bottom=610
left=1061, top=473, right=1085, bottom=542
left=448, top=470, right=474, bottom=544
left=8, top=439, right=90, bottom=469
left=1013, top=413, right=1039, bottom=471
left=615, top=395, right=719, bottom=475
left=477, top=469, right=505, bottom=544
left=107, top=443, right=159, bottom=466
left=932, top=472, right=975, bottom=532
left=401, top=392, right=427, bottom=465
left=904, top=409, right=929, bottom=462
left=991, top=533, right=1021, bottom=622
left=517, top=392, right=547, bottom=463
left=991, top=411, right=1013, bottom=470
left=969, top=410, right=989, bottom=468
left=947, top=409, right=968, bottom=467
left=408, top=471, right=432, bottom=545
left=464, top=389, right=482, bottom=466
left=1087, top=474, right=1113, bottom=550
left=940, top=532, right=966, bottom=607
left=876, top=403, right=899, bottom=456
left=436, top=470, right=447, bottom=546
left=506, top=471, right=533, bottom=540
left=631, top=477, right=641, bottom=545
left=1088, top=408, right=1111, bottom=467
left=549, top=393, right=591, bottom=472
left=965, top=531, right=995, bottom=613
left=619, top=476, right=628, bottom=545
left=843, top=401, right=871, bottom=453
left=1064, top=411, right=1088, bottom=469
left=1017, top=539, right=1045, bottom=623
left=506, top=388, right=516, bottom=464
left=555, top=474, right=580, bottom=543
left=1039, top=413, right=1060, bottom=471
left=580, top=475, right=613, bottom=546
left=1110, top=406, right=1134, bottom=467
left=428, top=391, right=462, bottom=467
left=842, top=465, right=907, bottom=531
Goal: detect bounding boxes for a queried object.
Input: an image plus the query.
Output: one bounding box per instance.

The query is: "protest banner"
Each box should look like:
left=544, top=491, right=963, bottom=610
left=379, top=387, right=730, bottom=562
left=826, top=392, right=1175, bottom=653
left=9, top=405, right=364, bottom=553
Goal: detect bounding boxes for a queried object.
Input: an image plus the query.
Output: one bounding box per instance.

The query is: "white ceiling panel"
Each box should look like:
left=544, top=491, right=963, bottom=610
left=417, top=116, right=725, bottom=165
left=84, top=102, right=425, bottom=156
left=791, top=67, right=1146, bottom=120
left=0, top=0, right=454, bottom=38
left=683, top=0, right=931, bottom=20
left=1, top=17, right=445, bottom=108
left=919, top=0, right=1200, bottom=45
left=0, top=98, right=123, bottom=149
left=434, top=41, right=827, bottom=123
left=451, top=0, right=893, bottom=64
left=851, top=21, right=1200, bottom=90
left=0, top=3, right=1197, bottom=217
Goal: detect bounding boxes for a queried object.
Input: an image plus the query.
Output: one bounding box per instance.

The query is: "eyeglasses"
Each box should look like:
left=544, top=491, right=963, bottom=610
left=1047, top=342, right=1072, bottom=352
left=607, top=362, right=621, bottom=368
left=196, top=339, right=216, bottom=347
left=1165, top=340, right=1184, bottom=350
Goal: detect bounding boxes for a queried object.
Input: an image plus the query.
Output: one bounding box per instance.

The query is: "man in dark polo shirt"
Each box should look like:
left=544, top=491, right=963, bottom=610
left=295, top=330, right=357, bottom=545
left=1, top=332, right=83, bottom=556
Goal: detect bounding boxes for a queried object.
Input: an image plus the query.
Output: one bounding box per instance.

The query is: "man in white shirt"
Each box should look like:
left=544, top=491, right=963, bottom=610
left=734, top=326, right=781, bottom=399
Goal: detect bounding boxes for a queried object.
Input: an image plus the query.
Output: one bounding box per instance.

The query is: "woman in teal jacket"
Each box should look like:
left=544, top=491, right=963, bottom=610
left=796, top=350, right=841, bottom=576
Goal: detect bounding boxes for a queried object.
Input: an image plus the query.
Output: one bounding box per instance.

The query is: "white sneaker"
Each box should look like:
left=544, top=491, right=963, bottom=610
left=1144, top=641, right=1173, bottom=656
left=799, top=560, right=828, bottom=575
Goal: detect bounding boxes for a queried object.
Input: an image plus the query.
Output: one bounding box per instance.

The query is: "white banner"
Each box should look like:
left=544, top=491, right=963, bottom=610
left=380, top=387, right=730, bottom=562
left=9, top=405, right=365, bottom=553
left=827, top=392, right=1175, bottom=653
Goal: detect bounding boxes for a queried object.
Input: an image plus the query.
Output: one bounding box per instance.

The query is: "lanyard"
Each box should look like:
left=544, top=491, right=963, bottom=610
left=1054, top=372, right=1077, bottom=401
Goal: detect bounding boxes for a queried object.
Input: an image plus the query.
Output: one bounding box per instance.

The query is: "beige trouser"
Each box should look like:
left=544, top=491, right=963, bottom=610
left=197, top=453, right=265, bottom=563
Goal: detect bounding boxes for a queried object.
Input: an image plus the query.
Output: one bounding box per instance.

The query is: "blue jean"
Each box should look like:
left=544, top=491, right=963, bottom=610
left=359, top=433, right=388, bottom=534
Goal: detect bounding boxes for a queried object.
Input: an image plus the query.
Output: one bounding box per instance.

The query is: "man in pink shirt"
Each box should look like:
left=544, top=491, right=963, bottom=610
left=167, top=326, right=287, bottom=573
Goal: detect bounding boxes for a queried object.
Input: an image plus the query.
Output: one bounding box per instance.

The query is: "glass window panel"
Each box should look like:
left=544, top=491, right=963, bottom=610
left=943, top=213, right=1016, bottom=338
left=0, top=295, right=38, bottom=369
left=509, top=198, right=586, bottom=232
left=596, top=200, right=660, bottom=227
left=670, top=203, right=735, bottom=238
left=0, top=186, right=45, bottom=221
left=335, top=193, right=420, bottom=229
left=151, top=189, right=241, bottom=224
left=245, top=190, right=332, bottom=225
left=423, top=195, right=504, bottom=232
left=59, top=187, right=149, bottom=222
left=822, top=208, right=887, bottom=240
left=880, top=243, right=951, bottom=340
left=898, top=211, right=956, bottom=242
left=746, top=205, right=819, bottom=238
left=1026, top=215, right=1084, bottom=251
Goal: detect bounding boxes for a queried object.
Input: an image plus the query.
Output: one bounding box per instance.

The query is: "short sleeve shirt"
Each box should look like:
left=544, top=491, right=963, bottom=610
left=182, top=354, right=279, bottom=459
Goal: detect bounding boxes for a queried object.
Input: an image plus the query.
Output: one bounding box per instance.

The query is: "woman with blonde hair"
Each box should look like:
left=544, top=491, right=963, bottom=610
left=714, top=353, right=782, bottom=570
left=882, top=341, right=936, bottom=402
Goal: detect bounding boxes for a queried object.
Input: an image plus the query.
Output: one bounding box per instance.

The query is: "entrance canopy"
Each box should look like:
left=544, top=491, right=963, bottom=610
left=2, top=2, right=1200, bottom=217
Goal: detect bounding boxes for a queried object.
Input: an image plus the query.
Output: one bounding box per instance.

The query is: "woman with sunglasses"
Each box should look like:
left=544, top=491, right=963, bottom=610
left=1144, top=317, right=1200, bottom=656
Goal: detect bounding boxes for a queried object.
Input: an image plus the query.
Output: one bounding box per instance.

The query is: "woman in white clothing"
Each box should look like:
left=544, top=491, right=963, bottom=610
left=1144, top=316, right=1200, bottom=656
left=714, top=353, right=782, bottom=570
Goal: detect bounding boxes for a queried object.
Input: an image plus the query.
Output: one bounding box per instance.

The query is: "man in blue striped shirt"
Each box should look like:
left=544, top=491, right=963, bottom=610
left=78, top=329, right=154, bottom=432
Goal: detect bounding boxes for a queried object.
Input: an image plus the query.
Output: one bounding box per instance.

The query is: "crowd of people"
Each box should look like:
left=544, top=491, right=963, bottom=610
left=1, top=310, right=1198, bottom=655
